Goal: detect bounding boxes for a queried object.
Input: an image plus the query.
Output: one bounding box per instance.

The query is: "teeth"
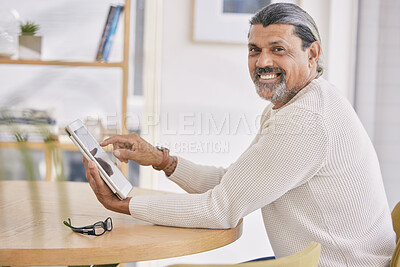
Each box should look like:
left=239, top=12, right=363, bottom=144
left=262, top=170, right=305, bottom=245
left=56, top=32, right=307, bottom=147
left=260, top=74, right=277, bottom=80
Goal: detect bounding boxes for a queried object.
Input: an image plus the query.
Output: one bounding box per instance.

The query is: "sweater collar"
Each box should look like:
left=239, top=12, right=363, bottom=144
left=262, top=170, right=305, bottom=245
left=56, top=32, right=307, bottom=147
left=271, top=77, right=323, bottom=111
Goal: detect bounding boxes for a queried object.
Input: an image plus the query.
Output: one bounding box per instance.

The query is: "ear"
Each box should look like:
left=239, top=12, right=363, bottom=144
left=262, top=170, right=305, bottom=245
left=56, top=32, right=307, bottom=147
left=308, top=41, right=321, bottom=69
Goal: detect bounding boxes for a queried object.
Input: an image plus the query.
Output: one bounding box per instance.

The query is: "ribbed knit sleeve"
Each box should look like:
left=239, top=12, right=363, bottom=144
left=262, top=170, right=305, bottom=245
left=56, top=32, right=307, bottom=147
left=167, top=156, right=228, bottom=194
left=129, top=105, right=328, bottom=229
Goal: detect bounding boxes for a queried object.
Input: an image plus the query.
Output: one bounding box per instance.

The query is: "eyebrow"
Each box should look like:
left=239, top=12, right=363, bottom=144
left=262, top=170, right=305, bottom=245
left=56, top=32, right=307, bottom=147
left=248, top=43, right=259, bottom=48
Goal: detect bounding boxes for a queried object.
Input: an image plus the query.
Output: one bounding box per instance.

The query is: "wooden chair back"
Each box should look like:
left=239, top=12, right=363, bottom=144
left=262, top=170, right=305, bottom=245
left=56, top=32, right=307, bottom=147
left=391, top=202, right=400, bottom=267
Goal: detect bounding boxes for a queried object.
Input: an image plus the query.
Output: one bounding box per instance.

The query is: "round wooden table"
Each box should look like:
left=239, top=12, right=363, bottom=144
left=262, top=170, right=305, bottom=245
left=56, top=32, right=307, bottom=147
left=0, top=181, right=242, bottom=266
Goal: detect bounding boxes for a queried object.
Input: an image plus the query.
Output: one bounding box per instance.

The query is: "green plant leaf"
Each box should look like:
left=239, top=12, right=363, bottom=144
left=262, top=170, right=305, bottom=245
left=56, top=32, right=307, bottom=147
left=20, top=21, right=40, bottom=36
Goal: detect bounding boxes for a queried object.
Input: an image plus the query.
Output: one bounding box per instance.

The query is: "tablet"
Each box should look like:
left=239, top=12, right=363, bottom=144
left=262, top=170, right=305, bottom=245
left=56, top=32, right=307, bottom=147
left=65, top=119, right=133, bottom=200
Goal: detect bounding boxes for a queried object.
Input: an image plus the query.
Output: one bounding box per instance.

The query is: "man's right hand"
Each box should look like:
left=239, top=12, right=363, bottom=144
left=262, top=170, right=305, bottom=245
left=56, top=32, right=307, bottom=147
left=100, top=133, right=163, bottom=166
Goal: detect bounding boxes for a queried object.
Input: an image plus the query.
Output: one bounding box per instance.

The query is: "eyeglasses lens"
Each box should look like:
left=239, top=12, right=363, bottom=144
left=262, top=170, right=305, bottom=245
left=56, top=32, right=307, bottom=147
left=105, top=217, right=113, bottom=231
left=94, top=222, right=106, bottom=236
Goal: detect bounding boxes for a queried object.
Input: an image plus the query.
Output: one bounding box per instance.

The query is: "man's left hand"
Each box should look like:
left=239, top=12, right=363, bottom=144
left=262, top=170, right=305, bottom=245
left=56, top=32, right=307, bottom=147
left=82, top=156, right=131, bottom=215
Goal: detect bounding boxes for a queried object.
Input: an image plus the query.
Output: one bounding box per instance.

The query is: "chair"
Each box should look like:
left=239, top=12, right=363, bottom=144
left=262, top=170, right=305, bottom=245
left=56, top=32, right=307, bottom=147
left=392, top=202, right=400, bottom=243
left=168, top=242, right=321, bottom=267
left=391, top=201, right=400, bottom=267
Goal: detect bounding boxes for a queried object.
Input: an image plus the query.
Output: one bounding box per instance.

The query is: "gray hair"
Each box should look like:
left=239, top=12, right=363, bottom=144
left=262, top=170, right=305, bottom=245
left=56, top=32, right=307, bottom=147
left=249, top=3, right=324, bottom=77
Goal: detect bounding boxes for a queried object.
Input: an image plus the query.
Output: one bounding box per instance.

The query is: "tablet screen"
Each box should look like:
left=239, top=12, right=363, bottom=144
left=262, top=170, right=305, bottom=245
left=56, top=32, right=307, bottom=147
left=74, top=126, right=128, bottom=191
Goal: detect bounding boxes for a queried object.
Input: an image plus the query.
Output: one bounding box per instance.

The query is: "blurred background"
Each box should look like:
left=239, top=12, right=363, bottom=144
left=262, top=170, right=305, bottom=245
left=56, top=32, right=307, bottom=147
left=0, top=0, right=399, bottom=266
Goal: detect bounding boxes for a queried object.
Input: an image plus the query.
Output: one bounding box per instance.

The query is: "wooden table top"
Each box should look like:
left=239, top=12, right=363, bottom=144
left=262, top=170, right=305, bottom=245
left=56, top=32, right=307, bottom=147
left=0, top=180, right=242, bottom=266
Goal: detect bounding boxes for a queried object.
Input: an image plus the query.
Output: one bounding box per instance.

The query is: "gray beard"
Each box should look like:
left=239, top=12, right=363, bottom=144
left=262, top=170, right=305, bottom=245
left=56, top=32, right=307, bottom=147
left=253, top=71, right=296, bottom=104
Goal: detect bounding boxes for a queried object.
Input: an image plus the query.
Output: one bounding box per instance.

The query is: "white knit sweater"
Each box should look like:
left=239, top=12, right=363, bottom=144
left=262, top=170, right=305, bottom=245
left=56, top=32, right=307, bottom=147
left=130, top=77, right=396, bottom=267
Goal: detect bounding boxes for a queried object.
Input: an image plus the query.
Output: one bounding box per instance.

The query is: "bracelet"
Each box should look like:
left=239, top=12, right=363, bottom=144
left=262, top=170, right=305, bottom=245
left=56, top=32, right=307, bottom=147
left=152, top=146, right=170, bottom=171
left=163, top=156, right=177, bottom=177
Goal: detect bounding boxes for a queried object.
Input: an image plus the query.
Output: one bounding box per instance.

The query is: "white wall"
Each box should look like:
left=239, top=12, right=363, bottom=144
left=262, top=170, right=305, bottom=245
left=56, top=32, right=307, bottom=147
left=355, top=0, right=400, bottom=210
left=370, top=0, right=400, bottom=210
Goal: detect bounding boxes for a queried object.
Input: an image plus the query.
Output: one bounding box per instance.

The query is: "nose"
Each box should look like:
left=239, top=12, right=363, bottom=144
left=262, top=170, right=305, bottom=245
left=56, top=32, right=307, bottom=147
left=256, top=51, right=273, bottom=68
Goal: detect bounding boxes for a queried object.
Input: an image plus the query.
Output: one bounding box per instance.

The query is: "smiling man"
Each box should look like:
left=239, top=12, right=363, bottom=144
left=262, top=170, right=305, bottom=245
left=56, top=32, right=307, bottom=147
left=83, top=3, right=396, bottom=267
left=248, top=6, right=322, bottom=108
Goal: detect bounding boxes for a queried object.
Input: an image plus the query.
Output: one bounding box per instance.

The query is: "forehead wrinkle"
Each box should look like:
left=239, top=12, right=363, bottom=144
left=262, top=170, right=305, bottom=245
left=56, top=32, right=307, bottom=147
left=248, top=24, right=296, bottom=47
left=269, top=40, right=289, bottom=46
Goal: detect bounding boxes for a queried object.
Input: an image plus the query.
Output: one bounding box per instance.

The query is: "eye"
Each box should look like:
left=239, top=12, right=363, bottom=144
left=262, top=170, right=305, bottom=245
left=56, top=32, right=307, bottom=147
left=248, top=47, right=261, bottom=55
left=272, top=47, right=285, bottom=53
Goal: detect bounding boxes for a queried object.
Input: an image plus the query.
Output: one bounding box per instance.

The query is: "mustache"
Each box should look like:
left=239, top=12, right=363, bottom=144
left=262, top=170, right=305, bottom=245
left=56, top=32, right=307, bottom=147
left=255, top=67, right=285, bottom=74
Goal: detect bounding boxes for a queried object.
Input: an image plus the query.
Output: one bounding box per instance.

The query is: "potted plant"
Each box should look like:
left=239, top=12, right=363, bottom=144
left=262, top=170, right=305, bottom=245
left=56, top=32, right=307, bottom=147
left=19, top=21, right=42, bottom=60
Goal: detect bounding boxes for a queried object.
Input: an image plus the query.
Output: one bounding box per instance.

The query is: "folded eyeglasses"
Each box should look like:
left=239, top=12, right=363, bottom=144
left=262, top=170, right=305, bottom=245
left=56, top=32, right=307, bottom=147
left=63, top=217, right=113, bottom=236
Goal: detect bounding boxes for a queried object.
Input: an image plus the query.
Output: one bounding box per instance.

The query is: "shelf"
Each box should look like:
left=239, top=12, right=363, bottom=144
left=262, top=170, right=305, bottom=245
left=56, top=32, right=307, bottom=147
left=0, top=139, right=116, bottom=152
left=0, top=59, right=124, bottom=68
left=0, top=141, right=78, bottom=151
